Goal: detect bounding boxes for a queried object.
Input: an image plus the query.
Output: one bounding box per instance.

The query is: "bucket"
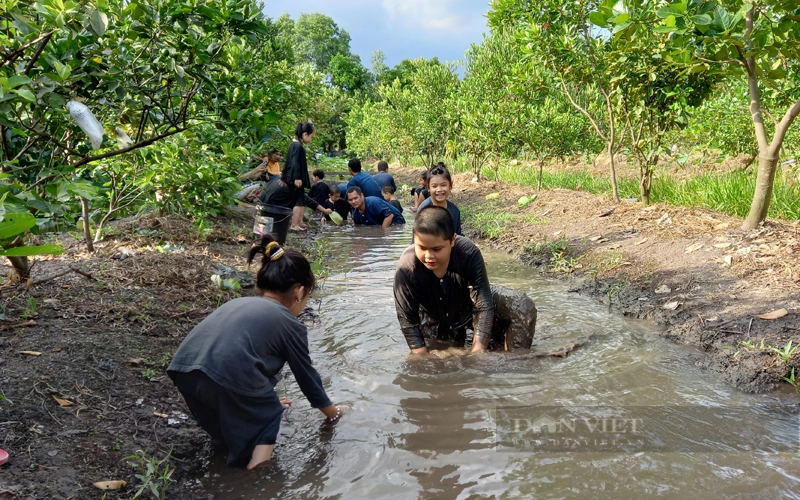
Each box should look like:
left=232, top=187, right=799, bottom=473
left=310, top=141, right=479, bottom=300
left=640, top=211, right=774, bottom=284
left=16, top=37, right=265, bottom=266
left=254, top=204, right=293, bottom=244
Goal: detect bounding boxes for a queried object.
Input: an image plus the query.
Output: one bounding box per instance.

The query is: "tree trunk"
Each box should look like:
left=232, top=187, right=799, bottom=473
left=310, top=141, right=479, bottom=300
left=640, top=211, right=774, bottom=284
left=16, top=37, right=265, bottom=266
left=607, top=142, right=620, bottom=202
left=742, top=152, right=779, bottom=229
left=81, top=197, right=95, bottom=252
left=537, top=158, right=545, bottom=191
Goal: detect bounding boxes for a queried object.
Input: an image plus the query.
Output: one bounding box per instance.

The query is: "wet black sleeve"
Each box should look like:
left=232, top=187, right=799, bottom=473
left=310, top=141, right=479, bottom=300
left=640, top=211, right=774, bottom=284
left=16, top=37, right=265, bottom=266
left=466, top=246, right=494, bottom=343
left=282, top=322, right=333, bottom=409
left=393, top=266, right=426, bottom=349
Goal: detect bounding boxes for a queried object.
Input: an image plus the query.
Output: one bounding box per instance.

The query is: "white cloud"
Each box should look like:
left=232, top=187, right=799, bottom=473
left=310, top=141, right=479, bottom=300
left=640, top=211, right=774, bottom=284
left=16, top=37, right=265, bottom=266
left=381, top=0, right=485, bottom=36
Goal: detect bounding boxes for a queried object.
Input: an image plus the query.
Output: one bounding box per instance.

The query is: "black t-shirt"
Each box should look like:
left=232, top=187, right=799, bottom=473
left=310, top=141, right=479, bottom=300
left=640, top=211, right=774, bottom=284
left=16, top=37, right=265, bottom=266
left=322, top=198, right=350, bottom=221
left=309, top=181, right=331, bottom=206
left=393, top=236, right=494, bottom=349
left=388, top=199, right=403, bottom=213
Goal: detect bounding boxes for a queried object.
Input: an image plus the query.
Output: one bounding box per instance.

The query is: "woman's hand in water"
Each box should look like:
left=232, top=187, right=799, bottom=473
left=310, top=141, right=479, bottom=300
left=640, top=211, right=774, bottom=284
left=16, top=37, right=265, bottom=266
left=279, top=396, right=292, bottom=409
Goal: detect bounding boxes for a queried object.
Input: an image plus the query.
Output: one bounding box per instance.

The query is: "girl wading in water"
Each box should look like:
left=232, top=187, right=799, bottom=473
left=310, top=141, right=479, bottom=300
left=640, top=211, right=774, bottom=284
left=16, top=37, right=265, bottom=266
left=168, top=235, right=347, bottom=469
left=416, top=163, right=462, bottom=236
left=282, top=122, right=315, bottom=232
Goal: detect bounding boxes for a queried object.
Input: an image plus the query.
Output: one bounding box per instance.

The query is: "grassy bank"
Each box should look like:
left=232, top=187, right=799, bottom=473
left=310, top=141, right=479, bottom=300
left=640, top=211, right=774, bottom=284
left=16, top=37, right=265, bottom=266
left=478, top=162, right=800, bottom=221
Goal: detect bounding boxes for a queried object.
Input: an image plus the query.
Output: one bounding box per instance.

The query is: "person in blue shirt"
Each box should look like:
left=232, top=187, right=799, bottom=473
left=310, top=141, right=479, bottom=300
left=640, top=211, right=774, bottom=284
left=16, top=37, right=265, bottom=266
left=347, top=186, right=405, bottom=227
left=372, top=161, right=397, bottom=192
left=416, top=163, right=462, bottom=236
left=346, top=158, right=383, bottom=198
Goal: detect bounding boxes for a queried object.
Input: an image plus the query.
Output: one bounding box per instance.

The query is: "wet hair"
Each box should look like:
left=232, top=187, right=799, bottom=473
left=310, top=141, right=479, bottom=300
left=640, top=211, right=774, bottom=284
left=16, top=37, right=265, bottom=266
left=414, top=206, right=455, bottom=241
left=382, top=185, right=395, bottom=195
left=329, top=183, right=341, bottom=195
left=313, top=169, right=325, bottom=180
left=426, top=163, right=452, bottom=188
left=348, top=158, right=362, bottom=173
left=346, top=186, right=363, bottom=197
left=377, top=161, right=389, bottom=172
left=295, top=122, right=315, bottom=140
left=246, top=234, right=315, bottom=299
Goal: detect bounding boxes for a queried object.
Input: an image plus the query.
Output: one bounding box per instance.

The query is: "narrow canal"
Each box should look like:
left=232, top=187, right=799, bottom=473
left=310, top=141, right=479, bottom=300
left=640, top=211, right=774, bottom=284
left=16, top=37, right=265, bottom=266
left=204, top=220, right=800, bottom=499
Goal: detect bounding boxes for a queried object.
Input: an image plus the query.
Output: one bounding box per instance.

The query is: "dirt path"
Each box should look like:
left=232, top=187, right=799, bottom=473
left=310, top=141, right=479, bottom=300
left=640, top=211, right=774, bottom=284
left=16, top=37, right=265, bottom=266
left=0, top=213, right=318, bottom=499
left=394, top=165, right=800, bottom=394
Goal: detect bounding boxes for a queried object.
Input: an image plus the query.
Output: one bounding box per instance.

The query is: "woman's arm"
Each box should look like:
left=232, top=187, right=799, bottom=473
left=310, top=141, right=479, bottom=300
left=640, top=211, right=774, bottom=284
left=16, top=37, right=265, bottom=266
left=466, top=245, right=494, bottom=351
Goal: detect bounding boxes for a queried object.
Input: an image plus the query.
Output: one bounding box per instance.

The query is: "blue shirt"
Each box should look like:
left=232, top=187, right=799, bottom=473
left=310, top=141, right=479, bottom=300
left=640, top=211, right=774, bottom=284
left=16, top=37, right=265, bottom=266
left=348, top=172, right=383, bottom=198
left=372, top=172, right=397, bottom=191
left=352, top=196, right=406, bottom=225
left=417, top=198, right=463, bottom=236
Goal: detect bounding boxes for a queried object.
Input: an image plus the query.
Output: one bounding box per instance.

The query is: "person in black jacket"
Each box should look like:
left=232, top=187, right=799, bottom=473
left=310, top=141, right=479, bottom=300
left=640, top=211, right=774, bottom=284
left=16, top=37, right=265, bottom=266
left=393, top=206, right=493, bottom=353
left=281, top=122, right=315, bottom=231
left=168, top=234, right=348, bottom=469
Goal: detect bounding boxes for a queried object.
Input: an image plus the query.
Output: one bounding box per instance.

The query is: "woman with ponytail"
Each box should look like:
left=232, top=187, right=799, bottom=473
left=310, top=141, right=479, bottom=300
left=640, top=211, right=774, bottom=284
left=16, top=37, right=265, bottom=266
left=168, top=234, right=346, bottom=469
left=281, top=122, right=315, bottom=231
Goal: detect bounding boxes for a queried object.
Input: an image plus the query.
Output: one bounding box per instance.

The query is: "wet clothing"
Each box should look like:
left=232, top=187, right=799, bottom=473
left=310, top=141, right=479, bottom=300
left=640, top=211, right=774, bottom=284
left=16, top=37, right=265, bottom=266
left=168, top=297, right=332, bottom=466
left=417, top=198, right=462, bottom=236
left=169, top=370, right=284, bottom=467
left=309, top=181, right=331, bottom=206
left=322, top=198, right=350, bottom=222
left=352, top=196, right=406, bottom=226
left=394, top=236, right=494, bottom=349
left=373, top=172, right=397, bottom=191
left=387, top=199, right=403, bottom=213
left=348, top=172, right=383, bottom=198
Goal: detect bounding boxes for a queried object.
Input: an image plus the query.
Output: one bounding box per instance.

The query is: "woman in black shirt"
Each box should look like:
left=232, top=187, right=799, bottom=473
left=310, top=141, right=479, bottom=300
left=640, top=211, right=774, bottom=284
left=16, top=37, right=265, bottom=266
left=282, top=122, right=315, bottom=231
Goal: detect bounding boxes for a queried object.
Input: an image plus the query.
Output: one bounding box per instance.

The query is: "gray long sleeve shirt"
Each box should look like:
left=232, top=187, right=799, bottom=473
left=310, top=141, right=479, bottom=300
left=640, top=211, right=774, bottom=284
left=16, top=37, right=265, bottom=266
left=168, top=297, right=332, bottom=408
left=393, top=236, right=494, bottom=349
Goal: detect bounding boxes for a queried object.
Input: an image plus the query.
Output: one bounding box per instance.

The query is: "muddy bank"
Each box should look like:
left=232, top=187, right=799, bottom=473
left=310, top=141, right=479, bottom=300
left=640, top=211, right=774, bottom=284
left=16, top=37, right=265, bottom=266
left=393, top=165, right=800, bottom=394
left=0, top=212, right=320, bottom=499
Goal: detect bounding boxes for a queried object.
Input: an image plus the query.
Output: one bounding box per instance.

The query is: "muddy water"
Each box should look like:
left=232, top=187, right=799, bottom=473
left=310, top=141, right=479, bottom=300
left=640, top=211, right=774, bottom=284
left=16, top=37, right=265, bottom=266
left=204, top=222, right=800, bottom=499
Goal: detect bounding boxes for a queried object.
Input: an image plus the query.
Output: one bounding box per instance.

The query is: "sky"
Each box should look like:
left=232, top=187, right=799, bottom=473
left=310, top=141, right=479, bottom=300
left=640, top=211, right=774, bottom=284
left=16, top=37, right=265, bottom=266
left=262, top=0, right=493, bottom=71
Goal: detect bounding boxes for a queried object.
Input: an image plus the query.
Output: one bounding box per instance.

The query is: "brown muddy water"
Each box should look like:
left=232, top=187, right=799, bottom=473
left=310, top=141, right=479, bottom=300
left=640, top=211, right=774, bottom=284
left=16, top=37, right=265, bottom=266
left=203, top=222, right=800, bottom=499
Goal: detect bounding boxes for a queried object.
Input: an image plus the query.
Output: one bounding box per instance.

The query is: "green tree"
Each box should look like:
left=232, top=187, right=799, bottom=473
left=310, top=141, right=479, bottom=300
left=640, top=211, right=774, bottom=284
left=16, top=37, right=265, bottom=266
left=657, top=0, right=800, bottom=228
left=329, top=53, right=373, bottom=94
left=370, top=49, right=388, bottom=80
left=294, top=13, right=351, bottom=72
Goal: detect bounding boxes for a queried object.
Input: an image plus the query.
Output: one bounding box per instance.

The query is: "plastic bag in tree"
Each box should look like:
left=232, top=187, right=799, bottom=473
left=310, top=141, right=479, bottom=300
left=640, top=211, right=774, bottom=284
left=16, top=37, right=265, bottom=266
left=66, top=100, right=105, bottom=150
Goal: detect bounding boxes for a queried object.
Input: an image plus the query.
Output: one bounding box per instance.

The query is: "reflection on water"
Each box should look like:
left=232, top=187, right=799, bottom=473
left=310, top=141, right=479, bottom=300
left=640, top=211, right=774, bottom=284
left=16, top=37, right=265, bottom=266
left=203, top=222, right=800, bottom=499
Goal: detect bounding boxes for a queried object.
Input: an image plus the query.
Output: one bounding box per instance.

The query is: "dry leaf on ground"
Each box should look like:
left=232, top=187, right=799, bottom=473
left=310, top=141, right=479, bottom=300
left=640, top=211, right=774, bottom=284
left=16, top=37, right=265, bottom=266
left=52, top=396, right=73, bottom=407
left=18, top=351, right=42, bottom=356
left=663, top=301, right=681, bottom=310
left=758, top=309, right=788, bottom=320
left=685, top=243, right=704, bottom=253
left=93, top=480, right=127, bottom=490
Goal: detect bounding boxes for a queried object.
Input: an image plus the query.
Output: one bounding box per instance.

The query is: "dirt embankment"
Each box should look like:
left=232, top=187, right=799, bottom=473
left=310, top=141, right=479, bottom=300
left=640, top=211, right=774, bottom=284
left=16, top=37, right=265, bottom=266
left=394, top=165, right=800, bottom=394
left=0, top=213, right=319, bottom=499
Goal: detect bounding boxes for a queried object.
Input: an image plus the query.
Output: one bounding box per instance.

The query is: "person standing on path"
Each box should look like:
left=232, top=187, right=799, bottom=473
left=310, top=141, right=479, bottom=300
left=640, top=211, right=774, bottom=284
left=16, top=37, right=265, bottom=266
left=168, top=235, right=348, bottom=469
left=281, top=122, right=315, bottom=232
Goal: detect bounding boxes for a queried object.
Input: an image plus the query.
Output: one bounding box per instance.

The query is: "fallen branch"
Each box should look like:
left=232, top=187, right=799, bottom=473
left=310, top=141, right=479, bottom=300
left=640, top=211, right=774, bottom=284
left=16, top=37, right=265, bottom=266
left=28, top=266, right=96, bottom=287
left=0, top=320, right=36, bottom=331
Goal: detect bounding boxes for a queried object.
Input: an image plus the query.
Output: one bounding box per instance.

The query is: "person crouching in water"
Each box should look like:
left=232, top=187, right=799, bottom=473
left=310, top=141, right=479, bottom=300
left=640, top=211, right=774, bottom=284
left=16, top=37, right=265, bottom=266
left=347, top=186, right=405, bottom=227
left=168, top=235, right=347, bottom=469
left=394, top=206, right=493, bottom=353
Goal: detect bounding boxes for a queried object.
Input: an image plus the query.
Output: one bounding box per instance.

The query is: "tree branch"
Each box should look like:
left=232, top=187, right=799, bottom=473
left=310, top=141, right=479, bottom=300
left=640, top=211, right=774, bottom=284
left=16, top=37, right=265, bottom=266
left=71, top=128, right=186, bottom=168
left=23, top=31, right=54, bottom=76
left=0, top=30, right=56, bottom=68
left=560, top=75, right=608, bottom=143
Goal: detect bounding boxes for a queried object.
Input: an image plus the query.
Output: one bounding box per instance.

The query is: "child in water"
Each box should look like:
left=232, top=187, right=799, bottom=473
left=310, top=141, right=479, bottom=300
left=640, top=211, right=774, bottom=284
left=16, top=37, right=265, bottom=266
left=416, top=163, right=462, bottom=236
left=382, top=185, right=403, bottom=213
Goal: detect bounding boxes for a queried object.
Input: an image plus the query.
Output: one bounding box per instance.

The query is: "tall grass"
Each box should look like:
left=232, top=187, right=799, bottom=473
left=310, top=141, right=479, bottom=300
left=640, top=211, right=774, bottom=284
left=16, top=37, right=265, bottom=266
left=481, top=162, right=800, bottom=221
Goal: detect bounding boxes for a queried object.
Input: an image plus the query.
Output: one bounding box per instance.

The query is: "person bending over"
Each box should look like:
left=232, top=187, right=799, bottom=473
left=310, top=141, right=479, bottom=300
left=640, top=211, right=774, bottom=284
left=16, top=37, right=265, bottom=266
left=393, top=206, right=493, bottom=353
left=347, top=186, right=405, bottom=227
left=346, top=158, right=383, bottom=198
left=168, top=235, right=347, bottom=469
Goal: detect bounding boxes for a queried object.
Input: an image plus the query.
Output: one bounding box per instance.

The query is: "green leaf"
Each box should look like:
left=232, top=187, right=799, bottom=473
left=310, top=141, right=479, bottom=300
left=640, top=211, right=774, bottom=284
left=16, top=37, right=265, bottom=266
left=11, top=88, right=35, bottom=102
left=690, top=14, right=712, bottom=25
left=6, top=75, right=31, bottom=89
left=0, top=244, right=65, bottom=257
left=91, top=10, right=108, bottom=37
left=0, top=212, right=36, bottom=239
left=656, top=6, right=684, bottom=19
left=588, top=11, right=608, bottom=27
